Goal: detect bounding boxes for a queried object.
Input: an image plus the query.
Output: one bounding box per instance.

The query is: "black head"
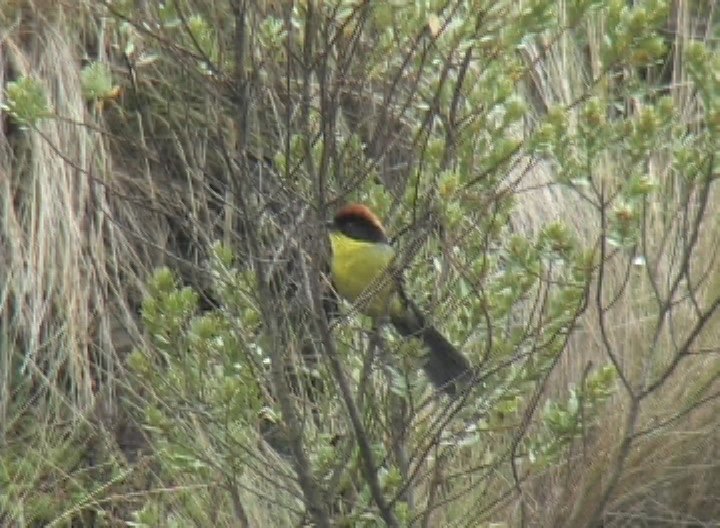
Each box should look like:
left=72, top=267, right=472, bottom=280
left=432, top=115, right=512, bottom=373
left=331, top=204, right=389, bottom=244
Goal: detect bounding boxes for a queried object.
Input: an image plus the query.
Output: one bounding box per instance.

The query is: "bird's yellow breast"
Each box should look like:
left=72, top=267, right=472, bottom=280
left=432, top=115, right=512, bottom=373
left=329, top=232, right=401, bottom=318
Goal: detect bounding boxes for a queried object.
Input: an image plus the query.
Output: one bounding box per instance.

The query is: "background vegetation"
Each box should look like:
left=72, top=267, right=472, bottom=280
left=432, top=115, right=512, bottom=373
left=1, top=0, right=719, bottom=526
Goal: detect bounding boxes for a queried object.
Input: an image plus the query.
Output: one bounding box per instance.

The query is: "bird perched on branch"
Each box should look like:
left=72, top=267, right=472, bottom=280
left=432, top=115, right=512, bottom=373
left=327, top=203, right=471, bottom=395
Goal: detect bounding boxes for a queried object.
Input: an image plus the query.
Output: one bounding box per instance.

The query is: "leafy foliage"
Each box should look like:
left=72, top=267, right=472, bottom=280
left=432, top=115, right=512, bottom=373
left=1, top=76, right=50, bottom=126
left=1, top=0, right=719, bottom=526
left=81, top=62, right=118, bottom=102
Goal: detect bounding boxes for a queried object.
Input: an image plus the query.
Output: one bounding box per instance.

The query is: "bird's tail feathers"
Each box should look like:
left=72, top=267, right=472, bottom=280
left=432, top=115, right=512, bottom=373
left=391, top=301, right=471, bottom=395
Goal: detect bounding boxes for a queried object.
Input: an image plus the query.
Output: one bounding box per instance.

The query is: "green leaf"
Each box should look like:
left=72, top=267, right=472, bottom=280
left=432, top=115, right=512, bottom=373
left=81, top=62, right=115, bottom=101
left=2, top=76, right=50, bottom=126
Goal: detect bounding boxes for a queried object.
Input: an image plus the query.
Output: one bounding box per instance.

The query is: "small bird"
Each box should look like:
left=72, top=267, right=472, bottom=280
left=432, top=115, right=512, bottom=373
left=327, top=203, right=471, bottom=395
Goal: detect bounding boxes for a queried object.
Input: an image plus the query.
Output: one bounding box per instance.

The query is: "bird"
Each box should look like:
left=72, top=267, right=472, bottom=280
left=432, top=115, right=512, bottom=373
left=327, top=203, right=471, bottom=395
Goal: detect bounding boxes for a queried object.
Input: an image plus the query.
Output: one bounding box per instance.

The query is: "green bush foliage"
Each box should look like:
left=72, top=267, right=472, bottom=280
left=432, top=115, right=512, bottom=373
left=1, top=0, right=719, bottom=526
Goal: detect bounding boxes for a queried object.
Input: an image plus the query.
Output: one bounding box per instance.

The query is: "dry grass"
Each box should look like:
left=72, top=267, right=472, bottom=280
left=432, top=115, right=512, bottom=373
left=506, top=1, right=720, bottom=525
left=0, top=1, right=302, bottom=525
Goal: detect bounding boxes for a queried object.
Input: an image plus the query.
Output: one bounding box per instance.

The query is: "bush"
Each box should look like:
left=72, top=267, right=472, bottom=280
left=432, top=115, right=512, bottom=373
left=1, top=0, right=718, bottom=526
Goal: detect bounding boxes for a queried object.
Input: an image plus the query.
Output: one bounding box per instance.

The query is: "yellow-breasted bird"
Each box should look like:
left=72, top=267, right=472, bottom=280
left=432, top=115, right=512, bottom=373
left=328, top=203, right=471, bottom=395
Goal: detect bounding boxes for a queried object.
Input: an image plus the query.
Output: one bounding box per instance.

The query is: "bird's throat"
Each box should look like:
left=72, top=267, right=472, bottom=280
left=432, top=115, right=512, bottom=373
left=329, top=232, right=400, bottom=318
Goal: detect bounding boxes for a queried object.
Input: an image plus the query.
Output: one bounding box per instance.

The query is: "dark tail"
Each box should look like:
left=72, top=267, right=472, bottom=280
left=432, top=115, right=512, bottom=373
left=391, top=302, right=471, bottom=396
